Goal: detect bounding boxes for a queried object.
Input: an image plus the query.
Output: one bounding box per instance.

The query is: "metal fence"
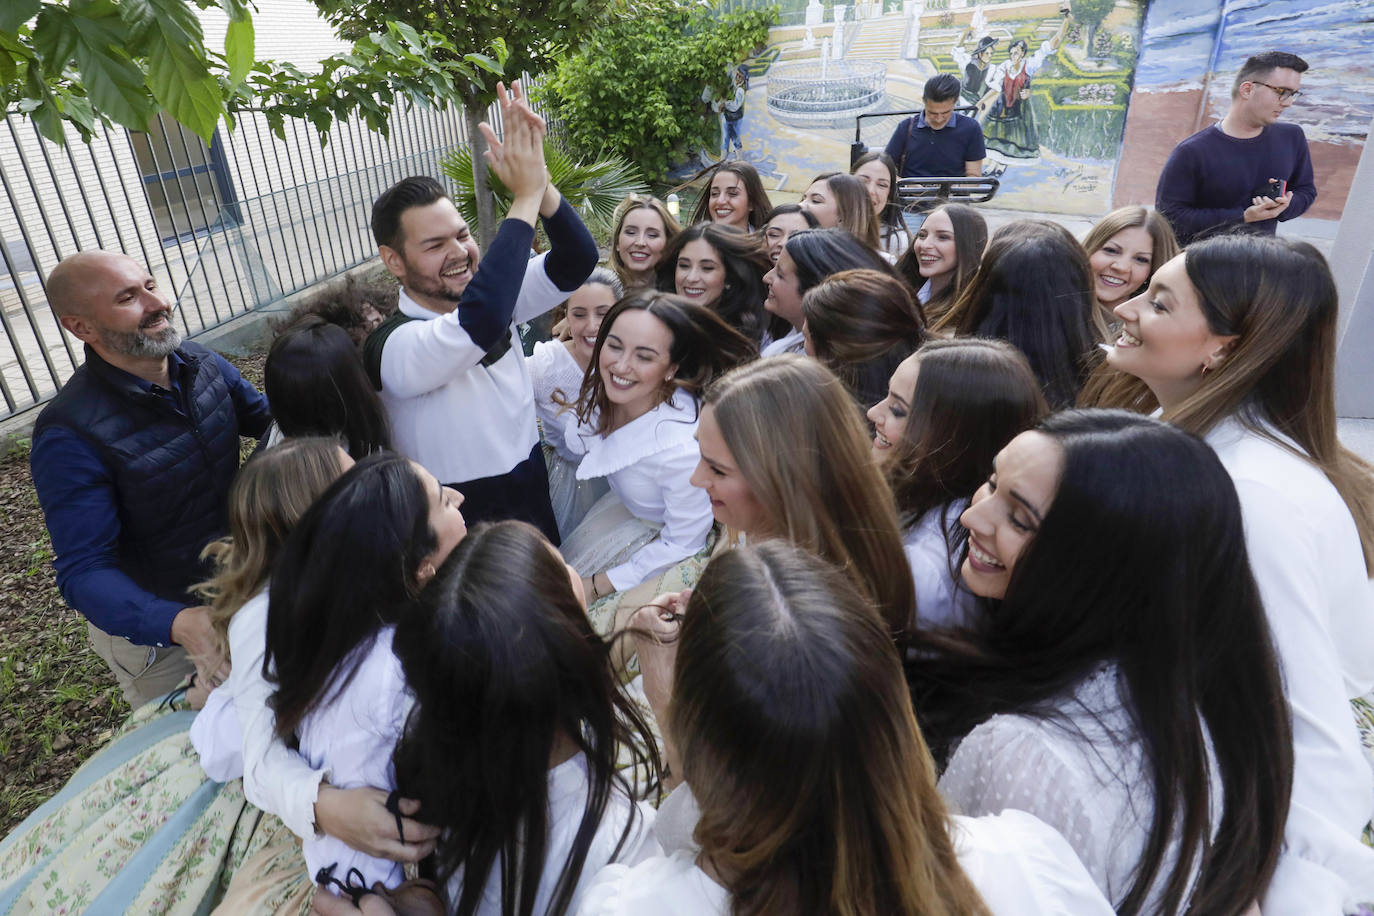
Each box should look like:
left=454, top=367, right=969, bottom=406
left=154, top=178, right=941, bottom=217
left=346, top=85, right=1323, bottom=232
left=0, top=90, right=551, bottom=423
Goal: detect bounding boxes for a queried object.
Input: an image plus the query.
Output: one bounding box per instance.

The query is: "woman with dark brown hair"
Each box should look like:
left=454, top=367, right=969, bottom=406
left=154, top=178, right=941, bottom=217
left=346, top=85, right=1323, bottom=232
left=1090, top=233, right=1374, bottom=911
left=555, top=291, right=755, bottom=608
left=933, top=219, right=1096, bottom=409
left=688, top=161, right=771, bottom=232
left=577, top=542, right=1113, bottom=915
left=800, top=268, right=926, bottom=411
left=868, top=338, right=1047, bottom=629
left=894, top=203, right=987, bottom=325
left=656, top=223, right=774, bottom=345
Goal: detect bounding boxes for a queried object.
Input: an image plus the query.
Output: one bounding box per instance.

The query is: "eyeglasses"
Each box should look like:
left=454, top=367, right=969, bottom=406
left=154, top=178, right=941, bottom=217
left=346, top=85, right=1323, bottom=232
left=1251, top=80, right=1302, bottom=102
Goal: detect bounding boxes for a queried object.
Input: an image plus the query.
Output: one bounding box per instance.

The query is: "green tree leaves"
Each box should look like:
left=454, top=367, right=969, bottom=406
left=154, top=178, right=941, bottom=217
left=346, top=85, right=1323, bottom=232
left=0, top=0, right=476, bottom=150
left=548, top=0, right=775, bottom=180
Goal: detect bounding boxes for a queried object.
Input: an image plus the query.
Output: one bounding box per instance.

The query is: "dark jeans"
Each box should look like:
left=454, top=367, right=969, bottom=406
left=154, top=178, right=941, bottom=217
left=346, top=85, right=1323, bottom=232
left=448, top=442, right=560, bottom=545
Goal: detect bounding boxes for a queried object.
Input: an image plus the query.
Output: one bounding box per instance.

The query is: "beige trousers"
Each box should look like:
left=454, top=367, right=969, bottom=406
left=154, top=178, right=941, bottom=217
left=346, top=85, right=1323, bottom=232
left=87, top=620, right=196, bottom=708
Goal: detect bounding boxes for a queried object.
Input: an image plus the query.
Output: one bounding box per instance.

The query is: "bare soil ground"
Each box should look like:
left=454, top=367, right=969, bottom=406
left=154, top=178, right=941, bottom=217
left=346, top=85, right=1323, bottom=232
left=0, top=350, right=265, bottom=835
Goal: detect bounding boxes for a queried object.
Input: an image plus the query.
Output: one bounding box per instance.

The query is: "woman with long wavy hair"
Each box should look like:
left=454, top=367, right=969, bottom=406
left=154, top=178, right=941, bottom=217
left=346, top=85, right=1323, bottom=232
left=932, top=219, right=1096, bottom=409
left=656, top=223, right=773, bottom=346
left=264, top=452, right=467, bottom=892
left=380, top=520, right=660, bottom=915
left=894, top=203, right=987, bottom=325
left=555, top=291, right=755, bottom=612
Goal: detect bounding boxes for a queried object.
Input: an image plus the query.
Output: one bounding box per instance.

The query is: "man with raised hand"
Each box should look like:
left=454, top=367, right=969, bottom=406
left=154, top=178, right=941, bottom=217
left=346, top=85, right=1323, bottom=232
left=31, top=251, right=269, bottom=707
left=364, top=82, right=597, bottom=543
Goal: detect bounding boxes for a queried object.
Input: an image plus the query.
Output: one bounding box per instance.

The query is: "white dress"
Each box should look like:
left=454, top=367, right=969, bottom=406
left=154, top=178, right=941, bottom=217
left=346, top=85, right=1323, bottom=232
left=938, top=665, right=1221, bottom=911
left=1205, top=417, right=1374, bottom=910
left=528, top=339, right=609, bottom=537
left=558, top=389, right=713, bottom=592
left=188, top=586, right=328, bottom=842
left=449, top=753, right=660, bottom=915
left=577, top=786, right=1112, bottom=914
left=904, top=501, right=979, bottom=630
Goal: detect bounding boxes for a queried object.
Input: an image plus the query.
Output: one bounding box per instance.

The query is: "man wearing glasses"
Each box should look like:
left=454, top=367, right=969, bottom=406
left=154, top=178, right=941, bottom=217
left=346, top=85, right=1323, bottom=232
left=1156, top=51, right=1316, bottom=245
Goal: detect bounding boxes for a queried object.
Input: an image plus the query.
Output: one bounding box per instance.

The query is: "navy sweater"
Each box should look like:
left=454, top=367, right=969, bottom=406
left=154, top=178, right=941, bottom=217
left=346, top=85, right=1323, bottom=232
left=1155, top=122, right=1316, bottom=245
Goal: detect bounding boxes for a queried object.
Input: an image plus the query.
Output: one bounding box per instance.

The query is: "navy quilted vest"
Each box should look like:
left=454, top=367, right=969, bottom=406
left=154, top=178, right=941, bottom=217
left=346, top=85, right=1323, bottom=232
left=33, top=342, right=246, bottom=605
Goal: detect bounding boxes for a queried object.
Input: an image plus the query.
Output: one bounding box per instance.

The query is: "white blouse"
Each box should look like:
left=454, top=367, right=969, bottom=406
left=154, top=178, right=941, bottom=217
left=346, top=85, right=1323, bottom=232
left=562, top=388, right=713, bottom=591
left=939, top=665, right=1221, bottom=911
left=760, top=328, right=805, bottom=357
left=296, top=626, right=412, bottom=889
left=188, top=587, right=328, bottom=843
left=450, top=752, right=661, bottom=915
left=1205, top=417, right=1374, bottom=910
left=579, top=788, right=1112, bottom=914
left=528, top=339, right=588, bottom=462
left=904, top=501, right=979, bottom=630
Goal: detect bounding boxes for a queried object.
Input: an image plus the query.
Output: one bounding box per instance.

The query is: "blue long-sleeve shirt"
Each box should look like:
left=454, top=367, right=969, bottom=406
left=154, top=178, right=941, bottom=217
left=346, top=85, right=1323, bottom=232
left=1155, top=122, right=1316, bottom=246
left=31, top=349, right=270, bottom=647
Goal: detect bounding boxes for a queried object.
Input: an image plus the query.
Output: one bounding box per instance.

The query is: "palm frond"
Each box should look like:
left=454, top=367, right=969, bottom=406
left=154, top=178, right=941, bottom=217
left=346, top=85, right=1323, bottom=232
left=440, top=140, right=648, bottom=232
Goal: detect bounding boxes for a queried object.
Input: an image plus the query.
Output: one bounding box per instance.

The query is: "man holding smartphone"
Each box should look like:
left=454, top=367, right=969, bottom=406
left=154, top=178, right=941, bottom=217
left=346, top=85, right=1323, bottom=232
left=1156, top=51, right=1316, bottom=245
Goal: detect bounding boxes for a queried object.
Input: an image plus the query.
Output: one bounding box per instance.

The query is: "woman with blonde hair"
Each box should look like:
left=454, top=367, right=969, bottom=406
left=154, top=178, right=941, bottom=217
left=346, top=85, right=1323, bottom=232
left=690, top=354, right=915, bottom=636
left=609, top=195, right=681, bottom=291
left=800, top=171, right=881, bottom=252
left=1080, top=206, right=1178, bottom=341
left=581, top=542, right=1113, bottom=915
left=1092, top=233, right=1374, bottom=911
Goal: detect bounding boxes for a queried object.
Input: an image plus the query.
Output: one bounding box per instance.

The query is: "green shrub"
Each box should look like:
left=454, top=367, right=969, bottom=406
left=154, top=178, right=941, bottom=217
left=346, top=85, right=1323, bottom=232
left=544, top=0, right=776, bottom=180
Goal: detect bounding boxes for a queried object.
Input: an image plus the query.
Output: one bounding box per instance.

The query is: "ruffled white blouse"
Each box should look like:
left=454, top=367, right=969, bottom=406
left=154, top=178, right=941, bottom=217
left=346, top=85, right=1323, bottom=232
left=560, top=388, right=713, bottom=590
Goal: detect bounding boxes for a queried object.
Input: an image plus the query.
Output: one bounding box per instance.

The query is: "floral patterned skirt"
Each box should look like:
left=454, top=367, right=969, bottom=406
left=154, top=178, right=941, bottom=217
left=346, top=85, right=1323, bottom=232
left=0, top=697, right=310, bottom=915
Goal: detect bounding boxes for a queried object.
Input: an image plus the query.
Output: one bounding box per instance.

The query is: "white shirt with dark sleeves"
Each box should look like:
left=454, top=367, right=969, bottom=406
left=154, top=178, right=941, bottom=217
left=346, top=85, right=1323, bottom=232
left=376, top=201, right=596, bottom=486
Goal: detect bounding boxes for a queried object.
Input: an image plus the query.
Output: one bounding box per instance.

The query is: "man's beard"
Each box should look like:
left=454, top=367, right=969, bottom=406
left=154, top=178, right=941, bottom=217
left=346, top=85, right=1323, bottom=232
left=402, top=256, right=471, bottom=305
left=97, top=316, right=182, bottom=358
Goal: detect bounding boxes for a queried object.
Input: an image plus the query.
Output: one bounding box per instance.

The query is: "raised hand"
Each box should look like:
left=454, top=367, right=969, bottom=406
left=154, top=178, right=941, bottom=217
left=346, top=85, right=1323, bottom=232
left=478, top=81, right=547, bottom=207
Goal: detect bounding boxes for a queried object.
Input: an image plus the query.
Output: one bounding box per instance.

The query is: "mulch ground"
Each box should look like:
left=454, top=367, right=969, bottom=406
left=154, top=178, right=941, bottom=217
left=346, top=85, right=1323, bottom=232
left=0, top=349, right=265, bottom=836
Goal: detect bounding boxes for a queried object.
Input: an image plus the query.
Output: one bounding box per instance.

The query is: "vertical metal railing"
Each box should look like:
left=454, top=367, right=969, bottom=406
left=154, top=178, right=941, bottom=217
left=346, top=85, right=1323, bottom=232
left=0, top=92, right=515, bottom=423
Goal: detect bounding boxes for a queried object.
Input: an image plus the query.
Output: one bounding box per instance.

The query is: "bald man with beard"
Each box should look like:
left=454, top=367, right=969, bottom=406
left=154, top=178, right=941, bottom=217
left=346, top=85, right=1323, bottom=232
left=31, top=251, right=271, bottom=707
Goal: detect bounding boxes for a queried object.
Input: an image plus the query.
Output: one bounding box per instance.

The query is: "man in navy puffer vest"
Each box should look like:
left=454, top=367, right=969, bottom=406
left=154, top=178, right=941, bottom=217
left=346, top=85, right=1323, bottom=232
left=30, top=250, right=271, bottom=707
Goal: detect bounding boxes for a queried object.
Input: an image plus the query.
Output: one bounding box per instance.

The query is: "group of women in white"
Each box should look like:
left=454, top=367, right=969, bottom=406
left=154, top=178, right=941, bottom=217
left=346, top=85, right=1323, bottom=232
left=3, top=127, right=1374, bottom=916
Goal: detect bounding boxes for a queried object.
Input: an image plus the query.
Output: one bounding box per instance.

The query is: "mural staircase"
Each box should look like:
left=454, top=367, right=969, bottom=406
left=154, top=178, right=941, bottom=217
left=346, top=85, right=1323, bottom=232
left=844, top=13, right=910, bottom=60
